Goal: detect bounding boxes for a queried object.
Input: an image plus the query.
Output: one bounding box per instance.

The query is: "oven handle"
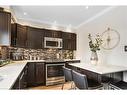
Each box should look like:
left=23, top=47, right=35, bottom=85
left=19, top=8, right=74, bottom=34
left=46, top=63, right=65, bottom=66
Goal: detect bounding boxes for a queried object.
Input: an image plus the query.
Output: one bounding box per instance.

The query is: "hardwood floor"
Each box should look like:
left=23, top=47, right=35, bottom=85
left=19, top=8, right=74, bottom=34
left=28, top=82, right=73, bottom=90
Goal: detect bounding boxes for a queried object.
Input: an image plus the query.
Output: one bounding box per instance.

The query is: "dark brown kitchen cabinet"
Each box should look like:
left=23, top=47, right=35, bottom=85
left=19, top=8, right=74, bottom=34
left=11, top=22, right=77, bottom=50
left=27, top=62, right=45, bottom=87
left=11, top=23, right=27, bottom=48
left=44, top=29, right=62, bottom=38
left=62, top=32, right=76, bottom=50
left=11, top=65, right=27, bottom=89
left=11, top=25, right=44, bottom=49
left=35, top=63, right=45, bottom=85
left=0, top=11, right=11, bottom=46
left=62, top=32, right=76, bottom=40
left=27, top=62, right=35, bottom=87
left=27, top=27, right=44, bottom=49
left=0, top=7, right=4, bottom=11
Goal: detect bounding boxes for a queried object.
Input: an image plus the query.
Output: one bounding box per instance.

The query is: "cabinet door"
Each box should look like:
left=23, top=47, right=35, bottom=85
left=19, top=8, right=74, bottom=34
left=27, top=63, right=35, bottom=87
left=11, top=66, right=27, bottom=89
left=11, top=24, right=17, bottom=46
left=16, top=24, right=27, bottom=47
left=52, top=30, right=62, bottom=38
left=62, top=32, right=76, bottom=50
left=27, top=27, right=43, bottom=49
left=27, top=62, right=45, bottom=87
left=63, top=39, right=71, bottom=50
left=0, top=12, right=11, bottom=45
left=63, top=39, right=77, bottom=50
left=44, top=29, right=53, bottom=37
left=34, top=28, right=44, bottom=49
left=35, top=63, right=45, bottom=85
left=62, top=32, right=76, bottom=39
left=11, top=23, right=27, bottom=47
left=19, top=66, right=28, bottom=89
left=71, top=33, right=76, bottom=50
left=62, top=32, right=72, bottom=39
left=44, top=29, right=62, bottom=38
left=71, top=39, right=76, bottom=50
left=27, top=27, right=34, bottom=48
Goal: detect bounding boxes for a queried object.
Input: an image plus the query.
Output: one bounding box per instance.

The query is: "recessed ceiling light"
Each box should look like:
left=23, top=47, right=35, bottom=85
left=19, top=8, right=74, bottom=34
left=23, top=12, right=27, bottom=15
left=85, top=6, right=89, bottom=9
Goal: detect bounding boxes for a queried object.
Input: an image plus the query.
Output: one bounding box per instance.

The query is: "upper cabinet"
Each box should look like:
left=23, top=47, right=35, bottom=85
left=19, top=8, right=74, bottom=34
left=62, top=32, right=76, bottom=50
left=27, top=27, right=44, bottom=49
left=44, top=29, right=62, bottom=38
left=11, top=23, right=27, bottom=48
left=62, top=32, right=76, bottom=40
left=11, top=24, right=44, bottom=49
left=11, top=24, right=76, bottom=50
left=0, top=11, right=11, bottom=46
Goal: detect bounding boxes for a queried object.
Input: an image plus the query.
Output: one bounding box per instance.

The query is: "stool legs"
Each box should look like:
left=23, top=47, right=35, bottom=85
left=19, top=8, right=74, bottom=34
left=61, top=83, right=64, bottom=90
left=62, top=81, right=75, bottom=90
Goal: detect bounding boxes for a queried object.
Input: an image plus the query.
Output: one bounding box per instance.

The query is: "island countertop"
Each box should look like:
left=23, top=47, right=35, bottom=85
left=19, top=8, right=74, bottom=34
left=69, top=63, right=127, bottom=74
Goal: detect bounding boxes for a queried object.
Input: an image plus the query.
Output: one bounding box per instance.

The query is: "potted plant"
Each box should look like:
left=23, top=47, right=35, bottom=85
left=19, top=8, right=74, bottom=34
left=88, top=33, right=103, bottom=65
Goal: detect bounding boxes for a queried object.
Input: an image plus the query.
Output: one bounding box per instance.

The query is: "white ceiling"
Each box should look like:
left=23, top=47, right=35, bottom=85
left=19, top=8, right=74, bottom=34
left=11, top=6, right=109, bottom=28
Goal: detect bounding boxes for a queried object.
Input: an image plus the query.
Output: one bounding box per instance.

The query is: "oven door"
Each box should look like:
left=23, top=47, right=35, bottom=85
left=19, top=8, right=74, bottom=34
left=46, top=63, right=64, bottom=78
left=46, top=63, right=65, bottom=85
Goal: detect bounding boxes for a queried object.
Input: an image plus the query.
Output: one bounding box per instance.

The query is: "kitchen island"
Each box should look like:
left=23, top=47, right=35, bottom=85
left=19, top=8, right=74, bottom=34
left=68, top=63, right=127, bottom=84
left=69, top=63, right=127, bottom=74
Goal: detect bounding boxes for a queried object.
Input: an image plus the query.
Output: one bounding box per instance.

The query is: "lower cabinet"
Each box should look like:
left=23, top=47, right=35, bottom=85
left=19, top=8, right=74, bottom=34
left=35, top=63, right=45, bottom=85
left=27, top=63, right=35, bottom=87
left=11, top=65, right=27, bottom=89
left=27, top=62, right=45, bottom=87
left=11, top=62, right=45, bottom=89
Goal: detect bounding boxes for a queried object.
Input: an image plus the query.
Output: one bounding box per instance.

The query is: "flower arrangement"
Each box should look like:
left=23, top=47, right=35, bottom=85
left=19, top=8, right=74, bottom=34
left=88, top=33, right=103, bottom=52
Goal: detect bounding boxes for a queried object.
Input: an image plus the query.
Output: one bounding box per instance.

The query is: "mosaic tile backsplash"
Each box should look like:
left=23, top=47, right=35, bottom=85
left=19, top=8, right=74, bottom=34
left=0, top=46, right=9, bottom=60
left=7, top=47, right=75, bottom=60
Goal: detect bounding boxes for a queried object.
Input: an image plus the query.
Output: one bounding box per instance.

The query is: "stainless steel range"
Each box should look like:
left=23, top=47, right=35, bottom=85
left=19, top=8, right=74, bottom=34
left=46, top=62, right=65, bottom=86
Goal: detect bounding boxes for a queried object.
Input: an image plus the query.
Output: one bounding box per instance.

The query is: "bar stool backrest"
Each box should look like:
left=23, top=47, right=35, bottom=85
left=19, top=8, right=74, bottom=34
left=72, top=70, right=88, bottom=89
left=63, top=66, right=73, bottom=81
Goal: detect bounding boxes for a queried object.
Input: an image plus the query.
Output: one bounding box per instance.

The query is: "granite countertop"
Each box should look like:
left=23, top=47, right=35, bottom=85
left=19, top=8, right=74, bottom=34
left=0, top=59, right=80, bottom=89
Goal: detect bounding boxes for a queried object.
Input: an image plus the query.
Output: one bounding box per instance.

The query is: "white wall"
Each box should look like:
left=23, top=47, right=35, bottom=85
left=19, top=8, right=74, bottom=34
left=76, top=6, right=127, bottom=81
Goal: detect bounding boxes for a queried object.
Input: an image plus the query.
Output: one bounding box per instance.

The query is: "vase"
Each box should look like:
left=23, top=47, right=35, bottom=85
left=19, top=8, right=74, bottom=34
left=90, top=51, right=98, bottom=65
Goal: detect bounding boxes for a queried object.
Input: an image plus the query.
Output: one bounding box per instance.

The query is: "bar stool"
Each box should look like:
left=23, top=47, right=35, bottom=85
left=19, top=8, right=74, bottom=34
left=101, top=74, right=112, bottom=89
left=62, top=66, right=74, bottom=90
left=72, top=70, right=103, bottom=90
left=72, top=70, right=88, bottom=89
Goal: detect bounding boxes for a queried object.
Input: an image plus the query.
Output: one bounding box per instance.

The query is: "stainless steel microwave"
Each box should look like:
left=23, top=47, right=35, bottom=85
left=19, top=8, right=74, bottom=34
left=44, top=37, right=62, bottom=48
